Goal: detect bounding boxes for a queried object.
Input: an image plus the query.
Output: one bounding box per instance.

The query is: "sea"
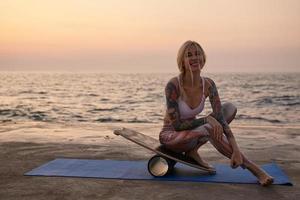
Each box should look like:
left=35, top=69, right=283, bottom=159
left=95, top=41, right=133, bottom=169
left=0, top=72, right=299, bottom=128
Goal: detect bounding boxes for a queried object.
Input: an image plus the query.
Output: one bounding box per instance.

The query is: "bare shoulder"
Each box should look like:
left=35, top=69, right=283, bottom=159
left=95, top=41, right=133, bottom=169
left=203, top=77, right=216, bottom=89
left=203, top=77, right=217, bottom=96
left=166, top=76, right=179, bottom=89
left=165, top=76, right=180, bottom=99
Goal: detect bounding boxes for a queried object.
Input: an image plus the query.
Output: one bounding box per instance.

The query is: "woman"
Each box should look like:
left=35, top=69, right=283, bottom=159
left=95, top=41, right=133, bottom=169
left=159, top=40, right=274, bottom=186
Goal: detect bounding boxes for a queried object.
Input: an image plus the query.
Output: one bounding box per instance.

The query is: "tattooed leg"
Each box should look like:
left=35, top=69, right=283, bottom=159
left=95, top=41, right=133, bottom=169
left=185, top=126, right=214, bottom=169
left=161, top=128, right=209, bottom=153
left=220, top=102, right=237, bottom=124
left=206, top=103, right=274, bottom=186
left=207, top=126, right=274, bottom=186
left=186, top=102, right=237, bottom=169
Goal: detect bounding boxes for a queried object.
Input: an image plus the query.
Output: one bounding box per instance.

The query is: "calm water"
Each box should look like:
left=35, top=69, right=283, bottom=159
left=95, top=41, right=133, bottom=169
left=0, top=72, right=299, bottom=126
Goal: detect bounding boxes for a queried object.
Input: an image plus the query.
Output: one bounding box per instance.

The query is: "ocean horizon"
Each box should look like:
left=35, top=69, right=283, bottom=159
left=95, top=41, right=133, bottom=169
left=1, top=71, right=299, bottom=128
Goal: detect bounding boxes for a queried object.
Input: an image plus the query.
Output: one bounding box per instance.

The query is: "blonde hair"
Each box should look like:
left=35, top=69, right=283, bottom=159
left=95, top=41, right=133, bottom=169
left=176, top=40, right=206, bottom=90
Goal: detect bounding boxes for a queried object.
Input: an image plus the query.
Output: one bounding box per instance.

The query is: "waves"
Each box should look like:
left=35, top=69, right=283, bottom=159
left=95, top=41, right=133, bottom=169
left=0, top=107, right=157, bottom=124
left=87, top=107, right=121, bottom=112
left=0, top=72, right=299, bottom=126
left=235, top=114, right=282, bottom=124
left=0, top=105, right=293, bottom=125
left=94, top=117, right=152, bottom=123
left=0, top=108, right=49, bottom=122
left=253, top=95, right=300, bottom=107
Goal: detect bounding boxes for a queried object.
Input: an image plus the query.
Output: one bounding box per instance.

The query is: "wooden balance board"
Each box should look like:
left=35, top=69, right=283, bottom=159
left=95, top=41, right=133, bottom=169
left=114, top=128, right=216, bottom=176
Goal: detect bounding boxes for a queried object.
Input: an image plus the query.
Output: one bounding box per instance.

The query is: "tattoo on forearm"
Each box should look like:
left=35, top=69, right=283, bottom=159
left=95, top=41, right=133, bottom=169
left=165, top=81, right=206, bottom=131
left=208, top=78, right=233, bottom=137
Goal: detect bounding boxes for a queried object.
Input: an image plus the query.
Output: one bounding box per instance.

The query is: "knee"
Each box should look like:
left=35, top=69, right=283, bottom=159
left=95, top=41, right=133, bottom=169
left=204, top=122, right=222, bottom=136
left=222, top=102, right=237, bottom=124
left=223, top=102, right=237, bottom=114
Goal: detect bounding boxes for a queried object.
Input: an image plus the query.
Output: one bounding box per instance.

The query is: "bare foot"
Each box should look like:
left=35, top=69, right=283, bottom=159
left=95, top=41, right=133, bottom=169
left=186, top=151, right=215, bottom=170
left=258, top=173, right=274, bottom=186
left=244, top=161, right=274, bottom=186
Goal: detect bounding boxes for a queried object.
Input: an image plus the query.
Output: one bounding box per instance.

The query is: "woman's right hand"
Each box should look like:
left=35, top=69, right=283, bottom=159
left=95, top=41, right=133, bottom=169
left=206, top=116, right=223, bottom=141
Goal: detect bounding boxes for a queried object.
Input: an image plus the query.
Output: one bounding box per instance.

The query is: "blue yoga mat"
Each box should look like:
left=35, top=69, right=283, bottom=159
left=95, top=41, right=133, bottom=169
left=25, top=158, right=292, bottom=185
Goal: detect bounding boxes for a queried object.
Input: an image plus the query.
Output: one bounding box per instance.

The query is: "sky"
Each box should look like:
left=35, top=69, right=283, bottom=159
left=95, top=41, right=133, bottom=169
left=1, top=0, right=299, bottom=73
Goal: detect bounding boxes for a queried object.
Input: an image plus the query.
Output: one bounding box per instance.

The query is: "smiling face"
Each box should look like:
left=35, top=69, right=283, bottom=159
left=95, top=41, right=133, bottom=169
left=183, top=44, right=205, bottom=72
left=177, top=41, right=206, bottom=75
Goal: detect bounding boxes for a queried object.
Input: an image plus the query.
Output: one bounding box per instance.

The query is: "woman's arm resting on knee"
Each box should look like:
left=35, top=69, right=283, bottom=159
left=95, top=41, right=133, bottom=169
left=165, top=81, right=206, bottom=131
left=207, top=78, right=243, bottom=167
left=207, top=78, right=241, bottom=153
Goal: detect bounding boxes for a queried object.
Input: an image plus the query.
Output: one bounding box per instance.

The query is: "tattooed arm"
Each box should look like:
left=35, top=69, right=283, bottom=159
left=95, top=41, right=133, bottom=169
left=207, top=78, right=240, bottom=153
left=165, top=80, right=206, bottom=131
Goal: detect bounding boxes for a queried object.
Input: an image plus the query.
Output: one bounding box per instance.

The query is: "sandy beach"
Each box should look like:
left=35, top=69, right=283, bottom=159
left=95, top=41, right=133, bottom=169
left=0, top=121, right=299, bottom=200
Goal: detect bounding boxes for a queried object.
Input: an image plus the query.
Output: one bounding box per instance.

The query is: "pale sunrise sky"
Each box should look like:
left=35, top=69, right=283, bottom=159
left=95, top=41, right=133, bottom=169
left=1, top=0, right=299, bottom=73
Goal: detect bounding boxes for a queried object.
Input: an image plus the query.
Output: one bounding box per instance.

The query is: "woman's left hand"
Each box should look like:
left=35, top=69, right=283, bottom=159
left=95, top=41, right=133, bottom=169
left=230, top=151, right=243, bottom=169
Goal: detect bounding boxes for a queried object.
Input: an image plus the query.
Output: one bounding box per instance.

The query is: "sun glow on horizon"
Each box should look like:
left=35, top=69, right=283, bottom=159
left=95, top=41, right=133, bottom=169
left=1, top=0, right=300, bottom=72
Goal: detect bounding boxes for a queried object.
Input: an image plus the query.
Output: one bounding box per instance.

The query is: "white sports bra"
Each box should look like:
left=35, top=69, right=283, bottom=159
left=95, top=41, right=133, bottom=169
left=177, top=76, right=205, bottom=120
